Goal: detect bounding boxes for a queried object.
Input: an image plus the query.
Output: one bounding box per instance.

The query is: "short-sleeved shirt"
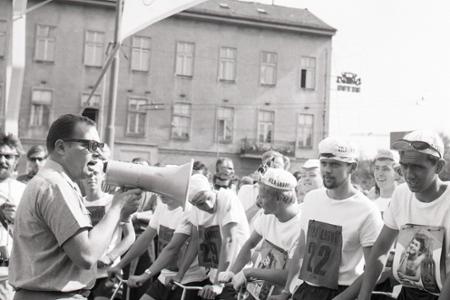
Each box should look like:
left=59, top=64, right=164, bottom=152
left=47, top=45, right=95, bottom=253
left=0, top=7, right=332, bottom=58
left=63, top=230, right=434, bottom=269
left=297, top=188, right=383, bottom=286
left=9, top=159, right=94, bottom=292
left=189, top=189, right=250, bottom=281
left=384, top=183, right=450, bottom=272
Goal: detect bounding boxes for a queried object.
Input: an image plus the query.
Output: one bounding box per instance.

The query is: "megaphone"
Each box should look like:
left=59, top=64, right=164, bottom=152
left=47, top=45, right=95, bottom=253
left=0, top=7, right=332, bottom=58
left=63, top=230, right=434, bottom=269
left=103, top=159, right=193, bottom=207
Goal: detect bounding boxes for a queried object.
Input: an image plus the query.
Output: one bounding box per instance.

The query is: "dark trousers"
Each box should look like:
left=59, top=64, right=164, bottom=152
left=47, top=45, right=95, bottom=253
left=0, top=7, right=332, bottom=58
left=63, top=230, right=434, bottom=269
left=397, top=287, right=438, bottom=300
left=292, top=282, right=348, bottom=300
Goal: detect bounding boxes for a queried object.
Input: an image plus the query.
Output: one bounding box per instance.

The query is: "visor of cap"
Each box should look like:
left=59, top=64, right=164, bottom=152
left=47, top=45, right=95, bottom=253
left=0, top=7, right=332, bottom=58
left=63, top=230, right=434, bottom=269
left=302, top=159, right=320, bottom=169
left=319, top=155, right=356, bottom=163
left=374, top=149, right=399, bottom=163
left=318, top=137, right=359, bottom=162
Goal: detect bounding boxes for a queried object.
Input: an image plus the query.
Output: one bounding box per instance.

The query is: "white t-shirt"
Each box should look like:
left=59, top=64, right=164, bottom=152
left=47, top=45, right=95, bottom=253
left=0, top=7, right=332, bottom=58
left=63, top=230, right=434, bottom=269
left=84, top=195, right=122, bottom=278
left=384, top=183, right=450, bottom=272
left=253, top=211, right=301, bottom=253
left=298, top=188, right=383, bottom=286
left=150, top=202, right=207, bottom=284
left=189, top=189, right=250, bottom=281
left=374, top=197, right=391, bottom=215
left=0, top=178, right=25, bottom=279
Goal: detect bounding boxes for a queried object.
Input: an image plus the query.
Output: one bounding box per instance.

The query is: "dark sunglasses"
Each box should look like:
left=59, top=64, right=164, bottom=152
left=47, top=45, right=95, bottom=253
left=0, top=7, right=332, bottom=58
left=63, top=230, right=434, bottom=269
left=29, top=157, right=46, bottom=162
left=63, top=139, right=105, bottom=153
left=0, top=153, right=18, bottom=160
left=398, top=139, right=441, bottom=158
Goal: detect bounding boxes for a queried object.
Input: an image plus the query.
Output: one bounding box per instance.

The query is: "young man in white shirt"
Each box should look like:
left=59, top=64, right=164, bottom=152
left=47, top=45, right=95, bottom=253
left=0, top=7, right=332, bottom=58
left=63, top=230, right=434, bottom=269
left=81, top=163, right=135, bottom=300
left=368, top=149, right=400, bottom=214
left=218, top=168, right=301, bottom=299
left=181, top=174, right=250, bottom=299
left=358, top=130, right=450, bottom=300
left=275, top=136, right=383, bottom=300
left=109, top=196, right=208, bottom=300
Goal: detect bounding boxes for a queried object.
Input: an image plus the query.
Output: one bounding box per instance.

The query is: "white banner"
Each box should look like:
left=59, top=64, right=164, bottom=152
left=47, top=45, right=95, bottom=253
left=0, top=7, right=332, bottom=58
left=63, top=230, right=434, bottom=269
left=120, top=0, right=207, bottom=42
left=4, top=0, right=27, bottom=135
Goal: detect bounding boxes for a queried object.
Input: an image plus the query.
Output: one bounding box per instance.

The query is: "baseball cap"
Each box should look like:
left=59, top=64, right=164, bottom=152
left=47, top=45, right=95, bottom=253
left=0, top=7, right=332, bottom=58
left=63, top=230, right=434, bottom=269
left=260, top=168, right=297, bottom=191
left=392, top=130, right=443, bottom=159
left=302, top=159, right=320, bottom=169
left=374, top=149, right=399, bottom=163
left=318, top=136, right=359, bottom=163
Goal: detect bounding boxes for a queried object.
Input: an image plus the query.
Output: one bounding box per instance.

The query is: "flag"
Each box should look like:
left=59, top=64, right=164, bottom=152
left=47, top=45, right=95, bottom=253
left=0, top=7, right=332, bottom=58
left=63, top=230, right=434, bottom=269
left=4, top=0, right=27, bottom=135
left=120, top=0, right=208, bottom=42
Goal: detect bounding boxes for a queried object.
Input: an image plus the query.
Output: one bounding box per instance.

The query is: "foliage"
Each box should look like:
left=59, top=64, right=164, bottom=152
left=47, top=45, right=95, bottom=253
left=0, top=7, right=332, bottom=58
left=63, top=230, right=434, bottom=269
left=439, top=132, right=450, bottom=181
left=351, top=159, right=375, bottom=193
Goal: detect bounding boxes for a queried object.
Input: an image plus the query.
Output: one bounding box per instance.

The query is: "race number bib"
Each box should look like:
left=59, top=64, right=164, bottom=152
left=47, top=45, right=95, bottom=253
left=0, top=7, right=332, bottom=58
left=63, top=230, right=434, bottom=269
left=299, top=220, right=342, bottom=289
left=158, top=225, right=177, bottom=271
left=198, top=225, right=222, bottom=269
left=392, top=224, right=445, bottom=295
left=246, top=240, right=288, bottom=300
left=86, top=206, right=105, bottom=226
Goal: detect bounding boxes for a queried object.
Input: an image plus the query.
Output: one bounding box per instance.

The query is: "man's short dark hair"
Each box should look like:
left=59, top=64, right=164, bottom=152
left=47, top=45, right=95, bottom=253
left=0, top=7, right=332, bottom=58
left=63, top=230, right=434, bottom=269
left=27, top=145, right=48, bottom=159
left=46, top=114, right=96, bottom=152
left=0, top=133, right=24, bottom=155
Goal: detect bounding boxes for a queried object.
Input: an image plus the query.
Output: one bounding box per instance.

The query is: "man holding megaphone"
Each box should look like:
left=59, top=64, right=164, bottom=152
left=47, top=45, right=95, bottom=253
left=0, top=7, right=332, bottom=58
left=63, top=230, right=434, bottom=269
left=9, top=114, right=143, bottom=300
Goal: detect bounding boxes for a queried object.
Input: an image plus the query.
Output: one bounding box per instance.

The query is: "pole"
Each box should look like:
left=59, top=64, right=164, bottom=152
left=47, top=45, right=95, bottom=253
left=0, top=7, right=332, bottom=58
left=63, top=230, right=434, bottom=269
left=104, top=0, right=122, bottom=154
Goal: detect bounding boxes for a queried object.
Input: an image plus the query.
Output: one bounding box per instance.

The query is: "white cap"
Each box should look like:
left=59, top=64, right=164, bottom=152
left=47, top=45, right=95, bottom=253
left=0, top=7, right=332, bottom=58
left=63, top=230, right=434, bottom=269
left=260, top=168, right=297, bottom=191
left=188, top=174, right=211, bottom=202
left=374, top=149, right=399, bottom=163
left=302, top=159, right=320, bottom=169
left=318, top=136, right=359, bottom=163
left=392, top=130, right=443, bottom=158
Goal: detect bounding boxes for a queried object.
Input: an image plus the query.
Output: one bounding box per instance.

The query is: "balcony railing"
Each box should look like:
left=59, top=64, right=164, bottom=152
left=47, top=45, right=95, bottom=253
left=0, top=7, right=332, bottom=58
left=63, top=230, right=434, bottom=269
left=240, top=138, right=296, bottom=157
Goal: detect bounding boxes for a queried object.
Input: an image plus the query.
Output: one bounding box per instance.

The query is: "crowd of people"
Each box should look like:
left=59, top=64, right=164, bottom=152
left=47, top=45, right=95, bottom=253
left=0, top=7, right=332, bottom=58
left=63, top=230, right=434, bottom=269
left=0, top=113, right=449, bottom=300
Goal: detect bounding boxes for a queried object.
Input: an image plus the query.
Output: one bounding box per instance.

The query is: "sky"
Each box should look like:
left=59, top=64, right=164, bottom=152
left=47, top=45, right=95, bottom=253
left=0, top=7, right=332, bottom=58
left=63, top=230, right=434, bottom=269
left=248, top=0, right=450, bottom=155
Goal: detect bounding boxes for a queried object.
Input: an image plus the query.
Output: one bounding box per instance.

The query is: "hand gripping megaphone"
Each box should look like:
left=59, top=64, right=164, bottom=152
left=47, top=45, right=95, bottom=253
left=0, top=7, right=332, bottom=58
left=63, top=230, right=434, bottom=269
left=103, top=159, right=193, bottom=207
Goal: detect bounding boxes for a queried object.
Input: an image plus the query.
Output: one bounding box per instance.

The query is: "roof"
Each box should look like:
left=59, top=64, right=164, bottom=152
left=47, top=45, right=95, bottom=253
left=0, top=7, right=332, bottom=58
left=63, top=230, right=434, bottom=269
left=64, top=0, right=336, bottom=35
left=185, top=0, right=336, bottom=34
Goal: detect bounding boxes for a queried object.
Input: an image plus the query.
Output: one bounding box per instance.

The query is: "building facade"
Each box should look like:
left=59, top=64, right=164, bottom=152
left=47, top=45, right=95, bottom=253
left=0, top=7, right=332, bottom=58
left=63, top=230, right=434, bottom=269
left=0, top=0, right=335, bottom=175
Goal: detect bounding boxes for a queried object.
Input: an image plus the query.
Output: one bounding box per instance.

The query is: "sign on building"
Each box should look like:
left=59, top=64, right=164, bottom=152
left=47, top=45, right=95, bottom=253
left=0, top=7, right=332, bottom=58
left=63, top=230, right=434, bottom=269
left=336, top=72, right=361, bottom=93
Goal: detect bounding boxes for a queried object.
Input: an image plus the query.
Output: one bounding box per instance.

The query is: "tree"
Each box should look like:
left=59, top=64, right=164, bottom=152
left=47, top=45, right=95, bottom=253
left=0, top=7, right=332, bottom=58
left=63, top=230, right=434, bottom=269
left=439, top=132, right=450, bottom=181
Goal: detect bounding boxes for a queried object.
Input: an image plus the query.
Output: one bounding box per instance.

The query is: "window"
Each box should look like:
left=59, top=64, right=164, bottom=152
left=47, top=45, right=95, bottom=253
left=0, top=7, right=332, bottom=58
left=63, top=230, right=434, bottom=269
left=126, top=98, right=147, bottom=136
left=30, top=89, right=52, bottom=127
left=175, top=42, right=194, bottom=77
left=258, top=110, right=274, bottom=143
left=218, top=47, right=236, bottom=81
left=84, top=30, right=105, bottom=67
left=300, top=57, right=316, bottom=89
left=34, top=25, right=55, bottom=62
left=172, top=103, right=191, bottom=140
left=260, top=51, right=277, bottom=85
left=81, top=93, right=101, bottom=108
left=131, top=36, right=151, bottom=71
left=297, top=114, right=314, bottom=148
left=0, top=20, right=6, bottom=58
left=216, top=107, right=234, bottom=143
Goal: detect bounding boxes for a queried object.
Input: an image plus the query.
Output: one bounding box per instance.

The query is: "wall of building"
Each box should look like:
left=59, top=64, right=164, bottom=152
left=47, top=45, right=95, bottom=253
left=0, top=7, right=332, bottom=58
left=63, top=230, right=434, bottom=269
left=0, top=0, right=333, bottom=176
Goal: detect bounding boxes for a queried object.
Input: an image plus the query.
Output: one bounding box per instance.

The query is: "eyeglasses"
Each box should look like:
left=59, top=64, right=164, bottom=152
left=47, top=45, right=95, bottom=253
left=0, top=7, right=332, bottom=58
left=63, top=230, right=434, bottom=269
left=63, top=139, right=105, bottom=153
left=398, top=139, right=441, bottom=158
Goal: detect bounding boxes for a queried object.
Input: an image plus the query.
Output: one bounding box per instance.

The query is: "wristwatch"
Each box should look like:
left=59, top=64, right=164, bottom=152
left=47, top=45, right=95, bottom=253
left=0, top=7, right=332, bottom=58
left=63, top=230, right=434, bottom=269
left=144, top=268, right=152, bottom=277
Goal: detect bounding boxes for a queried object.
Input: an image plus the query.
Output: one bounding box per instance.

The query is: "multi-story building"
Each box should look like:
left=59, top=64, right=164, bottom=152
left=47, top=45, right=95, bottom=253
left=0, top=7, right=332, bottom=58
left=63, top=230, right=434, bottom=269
left=0, top=0, right=335, bottom=175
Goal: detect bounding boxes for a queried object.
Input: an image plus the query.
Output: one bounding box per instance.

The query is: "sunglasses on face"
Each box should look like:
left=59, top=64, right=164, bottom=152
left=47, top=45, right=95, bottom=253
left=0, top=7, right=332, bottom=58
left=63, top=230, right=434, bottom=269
left=398, top=139, right=441, bottom=158
left=63, top=139, right=105, bottom=153
left=29, top=157, right=46, bottom=162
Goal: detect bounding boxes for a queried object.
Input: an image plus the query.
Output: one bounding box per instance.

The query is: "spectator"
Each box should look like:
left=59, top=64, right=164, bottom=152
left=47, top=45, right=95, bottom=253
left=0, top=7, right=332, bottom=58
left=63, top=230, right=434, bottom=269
left=0, top=133, right=25, bottom=300
left=16, top=145, right=48, bottom=184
